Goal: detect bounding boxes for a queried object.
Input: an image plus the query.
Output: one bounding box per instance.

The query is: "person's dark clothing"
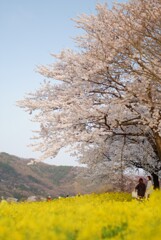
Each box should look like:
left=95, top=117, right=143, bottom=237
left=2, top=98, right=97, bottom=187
left=135, top=182, right=146, bottom=198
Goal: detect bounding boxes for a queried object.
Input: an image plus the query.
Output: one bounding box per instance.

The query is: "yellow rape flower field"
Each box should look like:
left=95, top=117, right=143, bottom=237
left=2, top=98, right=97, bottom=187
left=0, top=191, right=161, bottom=240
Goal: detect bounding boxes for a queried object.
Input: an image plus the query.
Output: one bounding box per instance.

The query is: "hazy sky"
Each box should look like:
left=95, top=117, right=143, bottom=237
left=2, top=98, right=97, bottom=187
left=0, top=0, right=125, bottom=166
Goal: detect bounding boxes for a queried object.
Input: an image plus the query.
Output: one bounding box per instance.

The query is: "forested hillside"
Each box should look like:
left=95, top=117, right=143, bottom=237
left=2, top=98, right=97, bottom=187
left=0, top=152, right=83, bottom=199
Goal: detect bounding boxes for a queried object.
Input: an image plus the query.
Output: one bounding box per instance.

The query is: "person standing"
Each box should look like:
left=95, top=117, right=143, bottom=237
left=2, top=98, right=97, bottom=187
left=145, top=176, right=153, bottom=199
left=135, top=178, right=146, bottom=199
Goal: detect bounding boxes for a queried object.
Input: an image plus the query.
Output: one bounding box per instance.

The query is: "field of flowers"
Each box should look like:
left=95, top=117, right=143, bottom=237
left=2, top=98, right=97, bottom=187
left=0, top=191, right=161, bottom=240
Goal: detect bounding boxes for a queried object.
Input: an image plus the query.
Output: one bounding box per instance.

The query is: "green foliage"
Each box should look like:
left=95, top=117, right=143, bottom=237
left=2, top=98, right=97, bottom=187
left=0, top=162, right=17, bottom=176
left=102, top=223, right=128, bottom=239
left=27, top=175, right=42, bottom=184
left=51, top=166, right=71, bottom=185
left=13, top=192, right=26, bottom=200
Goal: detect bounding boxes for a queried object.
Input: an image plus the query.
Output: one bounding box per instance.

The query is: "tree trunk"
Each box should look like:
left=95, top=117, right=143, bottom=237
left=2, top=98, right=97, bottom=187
left=152, top=133, right=161, bottom=189
left=151, top=172, right=160, bottom=189
left=154, top=132, right=161, bottom=162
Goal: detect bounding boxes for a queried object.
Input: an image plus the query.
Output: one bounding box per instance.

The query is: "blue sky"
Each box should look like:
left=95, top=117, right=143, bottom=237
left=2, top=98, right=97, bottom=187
left=0, top=0, right=125, bottom=166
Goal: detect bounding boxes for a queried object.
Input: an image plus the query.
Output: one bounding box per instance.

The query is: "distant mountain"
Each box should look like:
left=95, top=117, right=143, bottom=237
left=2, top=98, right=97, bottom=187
left=0, top=152, right=86, bottom=200
left=0, top=153, right=138, bottom=200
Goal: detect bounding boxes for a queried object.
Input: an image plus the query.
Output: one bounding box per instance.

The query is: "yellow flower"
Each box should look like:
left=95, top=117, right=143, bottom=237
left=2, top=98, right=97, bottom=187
left=0, top=191, right=161, bottom=239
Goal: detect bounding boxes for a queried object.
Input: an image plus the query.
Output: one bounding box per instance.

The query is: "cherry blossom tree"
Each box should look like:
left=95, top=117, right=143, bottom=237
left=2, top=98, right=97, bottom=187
left=18, top=0, right=161, bottom=188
